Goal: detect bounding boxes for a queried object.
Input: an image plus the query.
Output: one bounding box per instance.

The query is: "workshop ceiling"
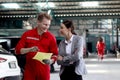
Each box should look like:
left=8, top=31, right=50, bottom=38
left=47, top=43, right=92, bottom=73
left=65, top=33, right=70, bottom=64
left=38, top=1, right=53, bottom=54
left=0, top=0, right=120, bottom=19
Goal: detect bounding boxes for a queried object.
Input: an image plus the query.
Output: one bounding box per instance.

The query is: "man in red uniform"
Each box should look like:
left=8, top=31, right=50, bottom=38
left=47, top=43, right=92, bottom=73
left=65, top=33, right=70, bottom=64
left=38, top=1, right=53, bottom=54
left=96, top=37, right=105, bottom=60
left=15, top=12, right=58, bottom=80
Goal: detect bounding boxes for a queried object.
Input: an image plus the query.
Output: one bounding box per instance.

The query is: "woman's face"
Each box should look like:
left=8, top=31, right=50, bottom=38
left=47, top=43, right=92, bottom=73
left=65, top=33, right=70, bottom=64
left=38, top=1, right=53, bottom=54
left=59, top=23, right=69, bottom=36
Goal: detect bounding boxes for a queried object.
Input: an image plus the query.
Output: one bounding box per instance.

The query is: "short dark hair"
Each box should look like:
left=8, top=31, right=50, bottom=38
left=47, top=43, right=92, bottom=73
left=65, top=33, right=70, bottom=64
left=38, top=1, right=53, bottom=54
left=37, top=12, right=52, bottom=21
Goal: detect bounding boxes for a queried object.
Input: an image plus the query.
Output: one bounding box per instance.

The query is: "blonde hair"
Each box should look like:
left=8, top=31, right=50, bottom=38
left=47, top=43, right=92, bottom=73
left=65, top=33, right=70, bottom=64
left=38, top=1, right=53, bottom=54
left=37, top=12, right=52, bottom=22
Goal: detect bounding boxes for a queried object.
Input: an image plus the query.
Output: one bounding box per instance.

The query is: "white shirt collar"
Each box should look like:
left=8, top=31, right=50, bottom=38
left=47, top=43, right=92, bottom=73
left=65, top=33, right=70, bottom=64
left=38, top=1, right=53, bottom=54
left=65, top=35, right=74, bottom=44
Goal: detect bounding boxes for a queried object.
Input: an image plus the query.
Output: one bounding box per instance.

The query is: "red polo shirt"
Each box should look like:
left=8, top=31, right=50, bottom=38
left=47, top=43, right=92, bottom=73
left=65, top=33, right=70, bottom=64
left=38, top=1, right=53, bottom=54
left=15, top=28, right=58, bottom=80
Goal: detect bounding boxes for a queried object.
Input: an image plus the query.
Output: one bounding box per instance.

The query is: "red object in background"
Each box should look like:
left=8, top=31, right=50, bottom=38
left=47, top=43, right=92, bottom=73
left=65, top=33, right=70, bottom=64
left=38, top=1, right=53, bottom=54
left=96, top=41, right=105, bottom=60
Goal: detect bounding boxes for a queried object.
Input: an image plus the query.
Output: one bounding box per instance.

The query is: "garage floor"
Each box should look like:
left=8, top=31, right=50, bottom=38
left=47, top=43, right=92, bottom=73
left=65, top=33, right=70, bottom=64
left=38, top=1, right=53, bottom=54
left=51, top=53, right=120, bottom=80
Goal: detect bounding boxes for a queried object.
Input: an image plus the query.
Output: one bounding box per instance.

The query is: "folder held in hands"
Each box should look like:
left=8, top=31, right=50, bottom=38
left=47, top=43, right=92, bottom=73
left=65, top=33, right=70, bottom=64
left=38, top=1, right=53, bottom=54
left=33, top=52, right=53, bottom=64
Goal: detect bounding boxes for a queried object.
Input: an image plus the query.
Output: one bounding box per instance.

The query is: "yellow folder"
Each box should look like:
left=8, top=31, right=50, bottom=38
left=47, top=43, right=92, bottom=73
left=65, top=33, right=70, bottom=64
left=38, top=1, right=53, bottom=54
left=33, top=52, right=53, bottom=64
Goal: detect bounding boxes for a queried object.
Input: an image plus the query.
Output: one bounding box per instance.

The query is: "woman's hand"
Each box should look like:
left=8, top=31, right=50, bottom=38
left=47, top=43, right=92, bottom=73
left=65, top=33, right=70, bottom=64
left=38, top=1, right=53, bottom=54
left=57, top=55, right=63, bottom=61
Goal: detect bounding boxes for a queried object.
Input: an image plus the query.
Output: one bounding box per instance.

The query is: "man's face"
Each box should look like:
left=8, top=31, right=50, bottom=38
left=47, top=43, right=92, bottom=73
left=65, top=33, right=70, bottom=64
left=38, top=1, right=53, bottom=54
left=37, top=18, right=51, bottom=32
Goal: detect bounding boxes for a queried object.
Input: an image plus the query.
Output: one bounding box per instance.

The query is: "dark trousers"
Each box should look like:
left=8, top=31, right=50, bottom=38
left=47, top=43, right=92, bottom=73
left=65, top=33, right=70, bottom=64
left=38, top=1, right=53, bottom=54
left=60, top=65, right=83, bottom=80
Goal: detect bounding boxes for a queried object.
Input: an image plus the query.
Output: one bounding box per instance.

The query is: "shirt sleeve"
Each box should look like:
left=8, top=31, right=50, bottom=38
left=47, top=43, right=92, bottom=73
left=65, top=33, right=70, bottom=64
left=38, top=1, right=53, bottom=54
left=49, top=35, right=58, bottom=62
left=15, top=32, right=27, bottom=55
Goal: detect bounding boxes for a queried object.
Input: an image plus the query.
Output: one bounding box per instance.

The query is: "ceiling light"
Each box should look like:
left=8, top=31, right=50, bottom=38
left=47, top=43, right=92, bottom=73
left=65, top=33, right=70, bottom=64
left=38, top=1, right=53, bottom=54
left=92, top=14, right=94, bottom=16
left=48, top=10, right=51, bottom=15
left=80, top=1, right=99, bottom=7
left=1, top=3, right=20, bottom=9
left=81, top=14, right=84, bottom=16
left=36, top=2, right=55, bottom=8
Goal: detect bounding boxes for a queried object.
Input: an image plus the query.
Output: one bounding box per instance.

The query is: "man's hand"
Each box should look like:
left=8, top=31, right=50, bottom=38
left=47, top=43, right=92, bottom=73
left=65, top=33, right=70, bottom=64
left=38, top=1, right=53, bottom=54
left=42, top=59, right=54, bottom=65
left=29, top=46, right=39, bottom=52
left=20, top=46, right=39, bottom=54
